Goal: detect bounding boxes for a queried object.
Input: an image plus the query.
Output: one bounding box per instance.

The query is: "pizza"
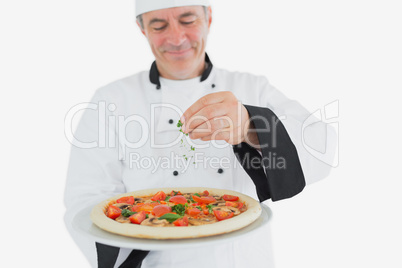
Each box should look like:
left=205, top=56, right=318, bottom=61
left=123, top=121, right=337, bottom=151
left=90, top=187, right=262, bottom=239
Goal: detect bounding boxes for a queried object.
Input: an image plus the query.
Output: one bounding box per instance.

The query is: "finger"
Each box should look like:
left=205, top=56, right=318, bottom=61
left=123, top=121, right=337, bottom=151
left=199, top=128, right=232, bottom=142
left=185, top=104, right=230, bottom=133
left=189, top=116, right=233, bottom=139
left=200, top=131, right=242, bottom=145
left=180, top=92, right=230, bottom=126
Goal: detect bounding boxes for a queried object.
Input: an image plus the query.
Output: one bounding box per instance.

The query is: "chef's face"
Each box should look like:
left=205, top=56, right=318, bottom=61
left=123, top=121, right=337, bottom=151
left=138, top=6, right=212, bottom=80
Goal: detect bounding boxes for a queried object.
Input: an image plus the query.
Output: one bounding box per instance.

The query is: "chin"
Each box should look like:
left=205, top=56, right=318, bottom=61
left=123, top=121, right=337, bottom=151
left=156, top=50, right=204, bottom=79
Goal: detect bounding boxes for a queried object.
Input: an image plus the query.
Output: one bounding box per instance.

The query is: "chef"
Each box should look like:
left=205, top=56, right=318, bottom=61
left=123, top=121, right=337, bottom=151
left=64, top=0, right=336, bottom=267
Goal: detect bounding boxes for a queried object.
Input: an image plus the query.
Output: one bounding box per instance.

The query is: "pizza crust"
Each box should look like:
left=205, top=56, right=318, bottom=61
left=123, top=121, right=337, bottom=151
left=90, top=187, right=262, bottom=239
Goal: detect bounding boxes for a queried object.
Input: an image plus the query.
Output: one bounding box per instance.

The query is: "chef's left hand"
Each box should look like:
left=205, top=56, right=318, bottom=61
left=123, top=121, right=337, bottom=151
left=180, top=92, right=259, bottom=146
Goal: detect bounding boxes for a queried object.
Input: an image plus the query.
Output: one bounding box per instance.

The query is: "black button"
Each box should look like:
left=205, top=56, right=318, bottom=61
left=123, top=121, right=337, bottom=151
left=156, top=85, right=161, bottom=90
left=173, top=170, right=179, bottom=176
left=217, top=168, right=224, bottom=174
left=212, top=84, right=216, bottom=88
left=168, top=119, right=174, bottom=124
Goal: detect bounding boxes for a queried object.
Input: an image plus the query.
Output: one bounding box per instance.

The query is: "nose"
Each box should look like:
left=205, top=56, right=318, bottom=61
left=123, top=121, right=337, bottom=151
left=166, top=23, right=186, bottom=46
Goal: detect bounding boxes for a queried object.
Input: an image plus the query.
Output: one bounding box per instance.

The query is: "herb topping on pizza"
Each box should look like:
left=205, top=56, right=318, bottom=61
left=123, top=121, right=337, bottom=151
left=105, top=190, right=247, bottom=227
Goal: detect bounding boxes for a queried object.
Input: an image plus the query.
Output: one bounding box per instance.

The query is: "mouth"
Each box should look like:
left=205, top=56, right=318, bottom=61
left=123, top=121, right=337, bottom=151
left=165, top=48, right=193, bottom=57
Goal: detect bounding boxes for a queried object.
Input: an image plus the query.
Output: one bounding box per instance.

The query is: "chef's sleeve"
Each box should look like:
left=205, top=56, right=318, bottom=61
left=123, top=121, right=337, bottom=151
left=233, top=77, right=337, bottom=202
left=63, top=88, right=127, bottom=267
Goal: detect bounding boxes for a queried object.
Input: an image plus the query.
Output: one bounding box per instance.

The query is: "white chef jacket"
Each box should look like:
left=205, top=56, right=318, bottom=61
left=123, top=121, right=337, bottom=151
left=64, top=64, right=335, bottom=268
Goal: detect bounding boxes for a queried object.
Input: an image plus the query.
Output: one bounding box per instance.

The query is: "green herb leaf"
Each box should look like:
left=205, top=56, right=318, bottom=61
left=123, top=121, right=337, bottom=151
left=194, top=193, right=201, bottom=197
left=165, top=196, right=170, bottom=202
left=196, top=206, right=202, bottom=211
left=158, top=213, right=181, bottom=223
left=121, top=209, right=137, bottom=217
left=171, top=204, right=186, bottom=216
left=206, top=204, right=216, bottom=214
left=177, top=120, right=183, bottom=128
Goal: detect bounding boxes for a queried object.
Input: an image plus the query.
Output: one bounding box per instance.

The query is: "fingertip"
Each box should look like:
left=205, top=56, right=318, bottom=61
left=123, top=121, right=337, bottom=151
left=180, top=115, right=185, bottom=124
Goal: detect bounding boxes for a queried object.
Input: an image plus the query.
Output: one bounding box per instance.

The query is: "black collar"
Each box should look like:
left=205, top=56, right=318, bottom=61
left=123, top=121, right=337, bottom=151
left=149, top=53, right=213, bottom=89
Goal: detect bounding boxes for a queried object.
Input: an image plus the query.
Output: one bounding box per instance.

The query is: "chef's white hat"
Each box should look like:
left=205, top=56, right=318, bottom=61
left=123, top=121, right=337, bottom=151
left=135, top=0, right=210, bottom=16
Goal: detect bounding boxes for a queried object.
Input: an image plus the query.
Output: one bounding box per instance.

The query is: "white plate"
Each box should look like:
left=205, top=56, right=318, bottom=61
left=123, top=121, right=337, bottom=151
left=72, top=203, right=272, bottom=250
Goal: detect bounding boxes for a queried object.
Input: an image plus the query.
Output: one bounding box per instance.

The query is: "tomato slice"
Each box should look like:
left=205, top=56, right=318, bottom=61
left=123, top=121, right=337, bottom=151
left=225, top=201, right=245, bottom=210
left=170, top=190, right=182, bottom=196
left=186, top=208, right=201, bottom=217
left=225, top=201, right=237, bottom=207
left=203, top=208, right=209, bottom=215
left=202, top=190, right=209, bottom=196
left=149, top=202, right=160, bottom=207
left=173, top=216, right=189, bottom=226
left=213, top=210, right=234, bottom=221
left=169, top=195, right=187, bottom=204
left=152, top=205, right=172, bottom=217
left=138, top=204, right=154, bottom=212
left=151, top=191, right=166, bottom=201
left=106, top=205, right=121, bottom=219
left=192, top=195, right=216, bottom=204
left=129, top=211, right=146, bottom=224
left=222, top=194, right=239, bottom=201
left=116, top=196, right=134, bottom=205
left=131, top=205, right=141, bottom=212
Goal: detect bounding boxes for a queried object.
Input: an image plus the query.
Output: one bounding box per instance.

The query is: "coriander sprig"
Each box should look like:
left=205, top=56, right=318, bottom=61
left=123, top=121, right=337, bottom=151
left=177, top=119, right=196, bottom=162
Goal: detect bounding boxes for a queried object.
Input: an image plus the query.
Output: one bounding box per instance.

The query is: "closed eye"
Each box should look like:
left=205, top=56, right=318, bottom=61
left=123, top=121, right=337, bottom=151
left=154, top=25, right=167, bottom=31
left=181, top=21, right=195, bottom=25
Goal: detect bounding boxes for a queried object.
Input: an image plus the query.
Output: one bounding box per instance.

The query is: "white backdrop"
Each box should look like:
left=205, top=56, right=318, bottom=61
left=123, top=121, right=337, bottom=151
left=1, top=0, right=401, bottom=267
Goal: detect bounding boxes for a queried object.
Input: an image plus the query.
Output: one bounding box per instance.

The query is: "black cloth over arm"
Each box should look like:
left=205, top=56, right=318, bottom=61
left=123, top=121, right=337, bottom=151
left=96, top=242, right=150, bottom=268
left=233, top=105, right=306, bottom=202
